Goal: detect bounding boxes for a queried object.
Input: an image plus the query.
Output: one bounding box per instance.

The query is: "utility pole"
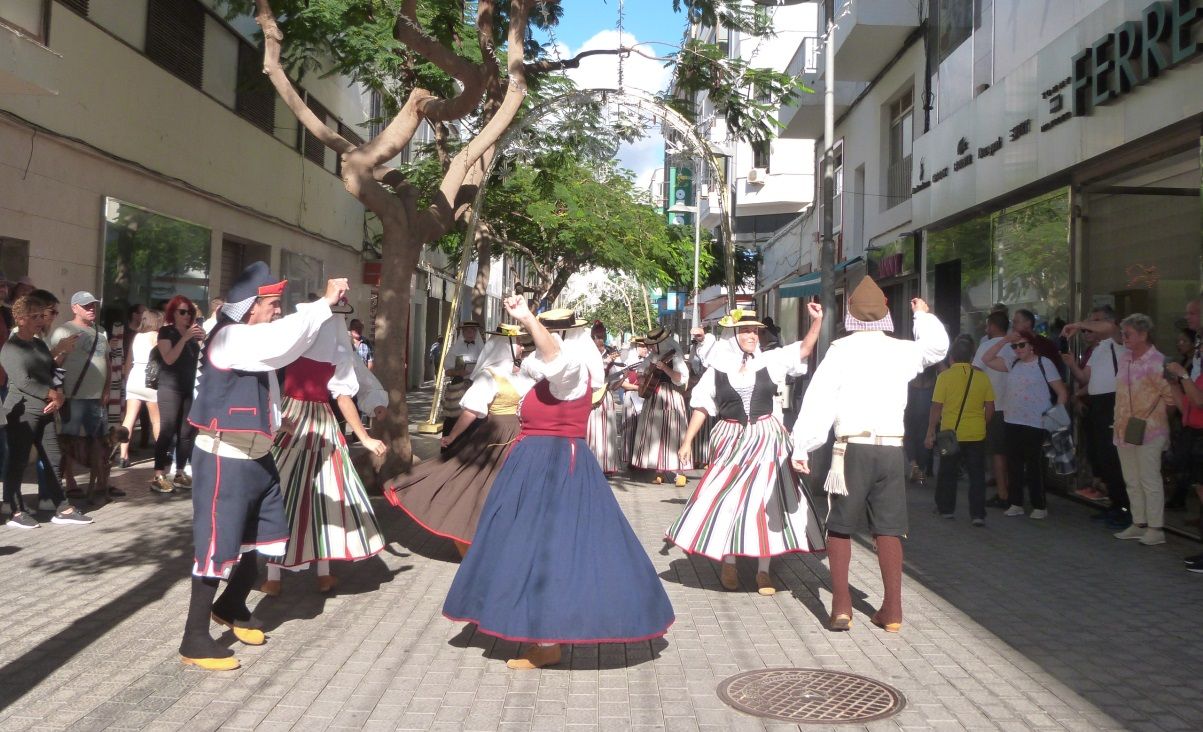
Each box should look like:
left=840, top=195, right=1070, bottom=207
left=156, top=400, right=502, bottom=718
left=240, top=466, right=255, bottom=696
left=818, top=0, right=836, bottom=359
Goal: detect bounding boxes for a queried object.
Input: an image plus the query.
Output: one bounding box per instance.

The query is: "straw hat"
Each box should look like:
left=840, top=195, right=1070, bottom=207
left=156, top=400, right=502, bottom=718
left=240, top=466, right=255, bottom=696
left=717, top=308, right=764, bottom=328
left=537, top=308, right=588, bottom=330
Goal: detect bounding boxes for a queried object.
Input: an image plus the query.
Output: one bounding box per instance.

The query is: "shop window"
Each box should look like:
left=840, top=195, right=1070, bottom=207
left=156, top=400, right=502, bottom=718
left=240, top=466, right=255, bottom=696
left=102, top=198, right=211, bottom=314
left=145, top=0, right=206, bottom=90
left=0, top=0, right=48, bottom=42
left=280, top=249, right=324, bottom=314
left=885, top=88, right=913, bottom=209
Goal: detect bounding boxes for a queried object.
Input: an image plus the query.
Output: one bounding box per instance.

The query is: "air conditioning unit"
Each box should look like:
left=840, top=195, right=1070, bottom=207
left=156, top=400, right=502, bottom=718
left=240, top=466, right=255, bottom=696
left=747, top=168, right=768, bottom=185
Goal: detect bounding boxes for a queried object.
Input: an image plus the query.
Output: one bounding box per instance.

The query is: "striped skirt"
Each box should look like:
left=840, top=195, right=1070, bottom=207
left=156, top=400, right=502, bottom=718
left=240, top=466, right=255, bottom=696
left=587, top=390, right=623, bottom=474
left=270, top=397, right=385, bottom=567
left=666, top=416, right=825, bottom=560
left=632, top=384, right=693, bottom=473
left=690, top=413, right=713, bottom=467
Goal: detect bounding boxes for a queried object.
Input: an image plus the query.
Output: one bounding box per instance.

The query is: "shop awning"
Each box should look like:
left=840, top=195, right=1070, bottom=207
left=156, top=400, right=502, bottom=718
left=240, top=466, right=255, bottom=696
left=777, top=256, right=865, bottom=299
left=755, top=268, right=802, bottom=296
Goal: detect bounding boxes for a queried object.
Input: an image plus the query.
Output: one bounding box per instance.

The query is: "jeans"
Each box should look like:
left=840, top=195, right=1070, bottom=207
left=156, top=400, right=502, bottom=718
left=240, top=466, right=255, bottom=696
left=935, top=439, right=987, bottom=519
left=4, top=405, right=66, bottom=513
left=1005, top=422, right=1047, bottom=510
left=905, top=385, right=934, bottom=473
left=155, top=388, right=195, bottom=472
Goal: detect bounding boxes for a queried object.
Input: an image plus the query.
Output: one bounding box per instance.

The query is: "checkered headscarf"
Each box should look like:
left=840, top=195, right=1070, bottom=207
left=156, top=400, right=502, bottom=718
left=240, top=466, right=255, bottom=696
left=844, top=311, right=894, bottom=333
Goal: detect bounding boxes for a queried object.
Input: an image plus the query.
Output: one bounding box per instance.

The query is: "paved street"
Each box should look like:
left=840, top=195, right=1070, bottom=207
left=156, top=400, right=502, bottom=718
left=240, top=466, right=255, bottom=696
left=2, top=407, right=1202, bottom=731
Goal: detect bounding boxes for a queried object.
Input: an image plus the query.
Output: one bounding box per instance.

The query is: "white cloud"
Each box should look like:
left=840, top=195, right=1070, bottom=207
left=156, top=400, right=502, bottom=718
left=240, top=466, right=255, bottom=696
left=560, top=30, right=673, bottom=96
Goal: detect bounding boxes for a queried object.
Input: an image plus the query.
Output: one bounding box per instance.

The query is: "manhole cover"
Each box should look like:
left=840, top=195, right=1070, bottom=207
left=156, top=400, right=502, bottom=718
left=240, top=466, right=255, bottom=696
left=717, top=668, right=906, bottom=724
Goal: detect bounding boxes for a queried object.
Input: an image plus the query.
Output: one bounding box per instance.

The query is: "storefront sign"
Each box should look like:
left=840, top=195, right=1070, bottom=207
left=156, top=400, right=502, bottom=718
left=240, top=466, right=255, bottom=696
left=1071, top=0, right=1203, bottom=116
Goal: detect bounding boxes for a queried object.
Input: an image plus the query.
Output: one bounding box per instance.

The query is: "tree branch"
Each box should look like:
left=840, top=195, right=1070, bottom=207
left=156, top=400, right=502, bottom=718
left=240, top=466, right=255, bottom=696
left=524, top=47, right=629, bottom=75
left=393, top=4, right=487, bottom=123
left=253, top=0, right=352, bottom=156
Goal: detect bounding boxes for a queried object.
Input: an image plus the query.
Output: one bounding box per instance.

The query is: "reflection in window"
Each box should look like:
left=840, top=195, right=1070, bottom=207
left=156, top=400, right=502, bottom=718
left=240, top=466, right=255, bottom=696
left=280, top=250, right=324, bottom=314
left=926, top=190, right=1069, bottom=338
left=102, top=198, right=211, bottom=317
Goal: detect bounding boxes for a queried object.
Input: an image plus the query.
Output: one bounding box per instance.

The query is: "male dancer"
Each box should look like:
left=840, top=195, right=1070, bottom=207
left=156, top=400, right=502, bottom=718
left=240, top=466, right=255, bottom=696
left=791, top=276, right=947, bottom=632
left=179, top=262, right=349, bottom=670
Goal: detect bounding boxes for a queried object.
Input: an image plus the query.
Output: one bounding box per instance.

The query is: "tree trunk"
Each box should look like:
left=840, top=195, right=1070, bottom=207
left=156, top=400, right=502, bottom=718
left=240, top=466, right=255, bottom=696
left=364, top=223, right=422, bottom=488
left=471, top=225, right=491, bottom=322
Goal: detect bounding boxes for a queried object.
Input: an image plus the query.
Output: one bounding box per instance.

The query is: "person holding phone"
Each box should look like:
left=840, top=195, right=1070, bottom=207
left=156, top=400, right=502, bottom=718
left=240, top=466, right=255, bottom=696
left=151, top=295, right=205, bottom=494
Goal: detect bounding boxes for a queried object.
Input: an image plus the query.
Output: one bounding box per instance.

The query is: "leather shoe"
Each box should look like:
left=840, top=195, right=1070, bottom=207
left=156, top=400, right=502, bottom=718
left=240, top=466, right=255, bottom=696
left=720, top=562, right=739, bottom=591
left=316, top=574, right=339, bottom=593
left=258, top=579, right=282, bottom=597
left=210, top=613, right=265, bottom=646
left=871, top=612, right=901, bottom=633
left=180, top=654, right=240, bottom=671
left=755, top=571, right=775, bottom=596
left=506, top=644, right=562, bottom=670
left=828, top=613, right=852, bottom=631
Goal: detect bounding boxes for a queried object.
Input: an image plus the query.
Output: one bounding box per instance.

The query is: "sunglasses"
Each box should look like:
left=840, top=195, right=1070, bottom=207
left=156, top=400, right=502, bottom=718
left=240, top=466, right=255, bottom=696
left=1011, top=342, right=1030, bottom=350
left=176, top=308, right=194, bottom=316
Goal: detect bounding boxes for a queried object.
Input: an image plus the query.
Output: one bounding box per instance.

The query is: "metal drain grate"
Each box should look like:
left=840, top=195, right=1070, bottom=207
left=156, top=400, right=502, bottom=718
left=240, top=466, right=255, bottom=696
left=717, top=668, right=906, bottom=724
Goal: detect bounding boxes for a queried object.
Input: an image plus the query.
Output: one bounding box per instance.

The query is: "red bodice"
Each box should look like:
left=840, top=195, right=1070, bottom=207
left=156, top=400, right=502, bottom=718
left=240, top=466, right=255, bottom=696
left=283, top=357, right=335, bottom=402
left=519, top=378, right=591, bottom=438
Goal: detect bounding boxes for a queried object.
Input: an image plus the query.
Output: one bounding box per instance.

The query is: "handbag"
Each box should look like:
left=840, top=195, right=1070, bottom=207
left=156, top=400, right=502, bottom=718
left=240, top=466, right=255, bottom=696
left=145, top=348, right=162, bottom=390
left=935, top=368, right=974, bottom=457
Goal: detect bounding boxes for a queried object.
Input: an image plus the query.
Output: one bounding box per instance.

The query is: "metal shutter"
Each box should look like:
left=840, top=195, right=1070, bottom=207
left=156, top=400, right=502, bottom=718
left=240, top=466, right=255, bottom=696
left=303, top=95, right=330, bottom=167
left=58, top=0, right=89, bottom=16
left=235, top=42, right=276, bottom=135
left=145, top=0, right=205, bottom=90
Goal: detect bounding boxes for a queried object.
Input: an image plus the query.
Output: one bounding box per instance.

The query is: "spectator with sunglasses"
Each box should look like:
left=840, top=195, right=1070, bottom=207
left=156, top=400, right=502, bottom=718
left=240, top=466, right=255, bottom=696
left=982, top=329, right=1068, bottom=519
left=48, top=292, right=112, bottom=498
left=152, top=295, right=205, bottom=494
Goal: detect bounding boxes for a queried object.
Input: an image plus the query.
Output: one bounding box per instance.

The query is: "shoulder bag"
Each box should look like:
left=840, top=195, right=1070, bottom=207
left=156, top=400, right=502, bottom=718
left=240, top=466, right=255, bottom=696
left=145, top=344, right=162, bottom=390
left=934, top=369, right=973, bottom=457
left=1121, top=361, right=1158, bottom=445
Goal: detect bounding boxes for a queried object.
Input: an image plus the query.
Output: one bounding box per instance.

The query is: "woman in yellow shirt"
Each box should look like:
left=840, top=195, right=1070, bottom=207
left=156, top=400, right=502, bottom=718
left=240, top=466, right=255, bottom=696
left=926, top=335, right=996, bottom=525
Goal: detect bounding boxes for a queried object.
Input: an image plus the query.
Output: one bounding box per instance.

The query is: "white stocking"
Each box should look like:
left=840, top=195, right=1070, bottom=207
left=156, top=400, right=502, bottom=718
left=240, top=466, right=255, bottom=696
left=723, top=555, right=737, bottom=565
left=316, top=560, right=330, bottom=576
left=266, top=564, right=282, bottom=582
left=757, top=557, right=770, bottom=574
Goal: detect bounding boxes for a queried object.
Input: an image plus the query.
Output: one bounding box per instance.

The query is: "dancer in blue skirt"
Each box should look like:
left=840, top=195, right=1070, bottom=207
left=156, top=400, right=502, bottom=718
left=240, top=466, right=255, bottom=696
left=443, top=296, right=675, bottom=670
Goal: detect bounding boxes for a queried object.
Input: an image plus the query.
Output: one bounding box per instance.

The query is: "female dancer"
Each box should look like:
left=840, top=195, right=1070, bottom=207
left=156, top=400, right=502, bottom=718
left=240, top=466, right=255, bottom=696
left=384, top=325, right=533, bottom=556
left=259, top=307, right=387, bottom=595
left=667, top=306, right=827, bottom=595
left=586, top=321, right=623, bottom=475
left=620, top=338, right=649, bottom=465
left=443, top=300, right=674, bottom=670
left=631, top=327, right=692, bottom=486
left=118, top=309, right=162, bottom=467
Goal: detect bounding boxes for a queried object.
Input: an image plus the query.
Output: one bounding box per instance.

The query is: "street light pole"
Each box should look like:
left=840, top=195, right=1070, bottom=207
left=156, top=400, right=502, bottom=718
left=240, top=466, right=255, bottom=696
left=692, top=177, right=702, bottom=326
left=818, top=0, right=836, bottom=359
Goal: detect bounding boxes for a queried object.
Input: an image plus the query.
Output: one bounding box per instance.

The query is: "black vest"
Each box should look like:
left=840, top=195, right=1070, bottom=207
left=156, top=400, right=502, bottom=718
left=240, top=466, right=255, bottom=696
left=187, top=318, right=273, bottom=435
left=714, top=368, right=776, bottom=424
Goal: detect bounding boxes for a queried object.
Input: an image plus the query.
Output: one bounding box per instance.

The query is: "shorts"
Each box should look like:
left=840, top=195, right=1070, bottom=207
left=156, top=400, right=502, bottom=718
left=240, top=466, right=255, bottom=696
left=190, top=447, right=289, bottom=578
left=825, top=443, right=908, bottom=537
left=986, top=411, right=1007, bottom=455
left=58, top=398, right=105, bottom=437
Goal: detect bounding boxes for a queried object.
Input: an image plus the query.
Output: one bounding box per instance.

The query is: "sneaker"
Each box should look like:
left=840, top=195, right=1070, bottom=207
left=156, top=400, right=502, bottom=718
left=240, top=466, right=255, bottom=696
left=1030, top=509, right=1048, bottom=520
left=1114, top=524, right=1146, bottom=540
left=1004, top=505, right=1026, bottom=517
left=7, top=512, right=39, bottom=529
left=1139, top=528, right=1166, bottom=546
left=118, top=457, right=130, bottom=469
left=52, top=509, right=93, bottom=525
left=173, top=473, right=192, bottom=488
left=37, top=498, right=56, bottom=512
left=1074, top=486, right=1107, bottom=501
left=1183, top=552, right=1203, bottom=565
left=150, top=475, right=175, bottom=494
left=1186, top=559, right=1203, bottom=574
left=940, top=513, right=955, bottom=520
left=971, top=518, right=986, bottom=527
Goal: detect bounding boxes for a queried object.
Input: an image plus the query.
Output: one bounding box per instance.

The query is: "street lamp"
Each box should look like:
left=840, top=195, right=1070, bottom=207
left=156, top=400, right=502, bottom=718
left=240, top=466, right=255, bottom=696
left=667, top=195, right=702, bottom=327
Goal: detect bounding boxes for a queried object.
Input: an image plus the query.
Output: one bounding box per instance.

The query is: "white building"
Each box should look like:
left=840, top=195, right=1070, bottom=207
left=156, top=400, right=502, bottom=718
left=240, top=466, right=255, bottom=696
left=666, top=0, right=819, bottom=329
left=770, top=0, right=1203, bottom=349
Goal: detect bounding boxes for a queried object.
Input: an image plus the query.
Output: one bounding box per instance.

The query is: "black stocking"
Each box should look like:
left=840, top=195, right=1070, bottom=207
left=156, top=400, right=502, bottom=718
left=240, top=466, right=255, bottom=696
left=212, top=552, right=262, bottom=629
left=179, top=577, right=231, bottom=659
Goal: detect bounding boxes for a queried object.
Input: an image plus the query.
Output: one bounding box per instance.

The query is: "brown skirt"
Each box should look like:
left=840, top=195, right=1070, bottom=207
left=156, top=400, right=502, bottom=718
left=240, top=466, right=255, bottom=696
left=383, top=413, right=519, bottom=545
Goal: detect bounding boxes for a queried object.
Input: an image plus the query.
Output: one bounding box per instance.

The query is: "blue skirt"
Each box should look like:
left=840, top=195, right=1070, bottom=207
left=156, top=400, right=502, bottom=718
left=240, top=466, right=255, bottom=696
left=443, top=435, right=675, bottom=644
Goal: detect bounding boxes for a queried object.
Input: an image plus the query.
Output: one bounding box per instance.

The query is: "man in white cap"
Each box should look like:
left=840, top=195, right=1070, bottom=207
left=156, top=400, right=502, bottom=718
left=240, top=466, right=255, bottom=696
left=791, top=276, right=948, bottom=634
left=49, top=292, right=111, bottom=449
left=178, top=262, right=349, bottom=671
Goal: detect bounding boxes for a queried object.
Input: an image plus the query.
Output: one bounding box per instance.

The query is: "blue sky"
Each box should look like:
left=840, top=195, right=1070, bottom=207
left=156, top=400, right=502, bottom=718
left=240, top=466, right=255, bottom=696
left=546, top=2, right=687, bottom=52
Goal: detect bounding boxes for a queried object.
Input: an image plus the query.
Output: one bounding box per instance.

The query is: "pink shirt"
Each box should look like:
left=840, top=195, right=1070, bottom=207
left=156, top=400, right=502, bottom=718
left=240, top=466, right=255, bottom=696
left=1113, top=345, right=1175, bottom=446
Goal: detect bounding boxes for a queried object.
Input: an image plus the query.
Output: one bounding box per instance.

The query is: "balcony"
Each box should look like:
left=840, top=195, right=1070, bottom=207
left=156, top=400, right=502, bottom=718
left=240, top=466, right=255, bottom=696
left=0, top=23, right=61, bottom=95
left=778, top=75, right=866, bottom=140
left=829, top=0, right=921, bottom=82
left=737, top=172, right=813, bottom=216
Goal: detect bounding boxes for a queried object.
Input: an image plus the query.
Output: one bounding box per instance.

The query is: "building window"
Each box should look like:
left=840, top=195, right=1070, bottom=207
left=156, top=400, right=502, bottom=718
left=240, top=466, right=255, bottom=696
left=303, top=94, right=332, bottom=169
left=886, top=88, right=914, bottom=208
left=973, top=0, right=994, bottom=95
left=59, top=0, right=88, bottom=17
left=0, top=0, right=48, bottom=42
left=235, top=41, right=276, bottom=135
left=831, top=142, right=843, bottom=234
left=752, top=140, right=770, bottom=172
left=102, top=198, right=211, bottom=313
left=936, top=0, right=972, bottom=65
left=145, top=0, right=206, bottom=90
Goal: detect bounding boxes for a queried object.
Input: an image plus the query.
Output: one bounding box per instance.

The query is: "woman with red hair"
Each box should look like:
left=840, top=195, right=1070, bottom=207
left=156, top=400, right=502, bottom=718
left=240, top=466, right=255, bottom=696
left=152, top=295, right=205, bottom=494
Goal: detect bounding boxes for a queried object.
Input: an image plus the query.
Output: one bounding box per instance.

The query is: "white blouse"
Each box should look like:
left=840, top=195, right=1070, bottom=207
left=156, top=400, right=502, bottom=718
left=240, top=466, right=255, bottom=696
left=460, top=368, right=536, bottom=415
left=690, top=343, right=807, bottom=419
